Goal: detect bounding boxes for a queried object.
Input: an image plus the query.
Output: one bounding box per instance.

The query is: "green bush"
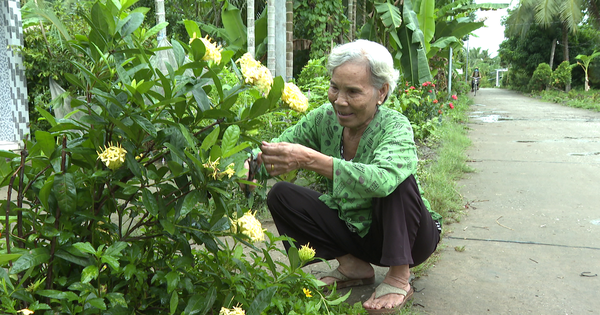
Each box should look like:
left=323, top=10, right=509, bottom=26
left=0, top=2, right=355, bottom=314
left=551, top=61, right=572, bottom=91
left=528, top=63, right=552, bottom=92
left=506, top=67, right=531, bottom=92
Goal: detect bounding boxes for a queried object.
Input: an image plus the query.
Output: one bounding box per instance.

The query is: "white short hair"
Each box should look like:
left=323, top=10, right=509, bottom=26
left=327, top=40, right=399, bottom=100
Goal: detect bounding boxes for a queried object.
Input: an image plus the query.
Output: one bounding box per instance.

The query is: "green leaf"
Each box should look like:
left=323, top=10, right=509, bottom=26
left=105, top=241, right=128, bottom=257
left=222, top=143, right=250, bottom=159
left=34, top=131, right=56, bottom=157
left=145, top=21, right=169, bottom=41
left=221, top=125, right=240, bottom=156
left=248, top=98, right=270, bottom=119
left=268, top=76, right=284, bottom=107
left=326, top=289, right=352, bottom=306
left=81, top=265, right=99, bottom=283
left=101, top=255, right=120, bottom=270
left=192, top=83, right=211, bottom=112
left=35, top=106, right=57, bottom=127
left=247, top=287, right=278, bottom=315
left=39, top=176, right=54, bottom=212
left=123, top=264, right=136, bottom=280
left=172, top=39, right=186, bottom=67
left=180, top=191, right=201, bottom=218
left=166, top=270, right=180, bottom=293
left=87, top=297, right=107, bottom=310
left=200, top=126, right=220, bottom=152
left=179, top=123, right=197, bottom=149
left=0, top=254, right=22, bottom=266
left=375, top=1, right=402, bottom=29
left=184, top=287, right=216, bottom=315
left=142, top=188, right=160, bottom=216
left=118, top=12, right=144, bottom=38
left=73, top=242, right=97, bottom=256
left=106, top=292, right=128, bottom=307
left=183, top=20, right=202, bottom=39
left=170, top=291, right=179, bottom=315
left=160, top=219, right=176, bottom=235
left=287, top=246, right=300, bottom=270
left=221, top=1, right=247, bottom=49
left=36, top=290, right=79, bottom=301
left=54, top=248, right=92, bottom=267
left=417, top=0, right=435, bottom=52
left=131, top=115, right=157, bottom=137
left=11, top=248, right=50, bottom=274
left=53, top=173, right=77, bottom=215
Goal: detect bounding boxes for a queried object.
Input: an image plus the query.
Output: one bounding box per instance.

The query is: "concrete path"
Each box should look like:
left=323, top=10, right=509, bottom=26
left=412, top=88, right=600, bottom=314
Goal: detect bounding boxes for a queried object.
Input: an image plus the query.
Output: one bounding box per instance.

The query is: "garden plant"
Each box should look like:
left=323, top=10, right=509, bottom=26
left=0, top=1, right=358, bottom=314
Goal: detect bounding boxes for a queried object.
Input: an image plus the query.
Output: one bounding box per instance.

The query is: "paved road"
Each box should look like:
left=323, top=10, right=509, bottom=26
left=412, top=88, right=600, bottom=314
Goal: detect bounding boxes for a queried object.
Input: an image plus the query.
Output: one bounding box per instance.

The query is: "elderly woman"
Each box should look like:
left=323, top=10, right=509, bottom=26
left=249, top=39, right=441, bottom=313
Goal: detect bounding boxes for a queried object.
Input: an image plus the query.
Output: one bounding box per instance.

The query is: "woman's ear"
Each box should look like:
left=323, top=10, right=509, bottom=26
left=378, top=83, right=389, bottom=104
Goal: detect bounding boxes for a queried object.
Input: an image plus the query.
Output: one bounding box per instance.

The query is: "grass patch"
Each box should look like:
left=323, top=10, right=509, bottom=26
left=535, top=89, right=600, bottom=111
left=418, top=97, right=474, bottom=225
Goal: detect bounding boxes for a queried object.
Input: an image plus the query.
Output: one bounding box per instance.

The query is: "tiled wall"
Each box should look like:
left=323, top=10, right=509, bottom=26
left=0, top=0, right=29, bottom=145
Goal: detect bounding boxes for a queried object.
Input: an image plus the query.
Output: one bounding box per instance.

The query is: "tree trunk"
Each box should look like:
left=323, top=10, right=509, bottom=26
left=348, top=0, right=355, bottom=41
left=247, top=0, right=255, bottom=57
left=549, top=37, right=556, bottom=70
left=286, top=0, right=293, bottom=80
left=562, top=25, right=571, bottom=91
left=267, top=0, right=275, bottom=75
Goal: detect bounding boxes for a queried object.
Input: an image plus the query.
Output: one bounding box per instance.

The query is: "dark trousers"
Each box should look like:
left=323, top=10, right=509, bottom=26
left=266, top=175, right=440, bottom=267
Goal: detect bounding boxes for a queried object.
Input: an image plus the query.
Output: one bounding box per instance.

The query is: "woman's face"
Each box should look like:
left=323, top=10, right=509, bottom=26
left=328, top=61, right=388, bottom=132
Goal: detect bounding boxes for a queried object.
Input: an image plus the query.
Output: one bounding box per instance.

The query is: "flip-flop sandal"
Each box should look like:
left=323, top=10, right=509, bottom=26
left=364, top=282, right=414, bottom=314
left=319, top=268, right=375, bottom=289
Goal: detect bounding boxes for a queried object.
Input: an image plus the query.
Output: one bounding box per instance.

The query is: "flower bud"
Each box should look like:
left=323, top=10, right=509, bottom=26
left=298, top=243, right=316, bottom=261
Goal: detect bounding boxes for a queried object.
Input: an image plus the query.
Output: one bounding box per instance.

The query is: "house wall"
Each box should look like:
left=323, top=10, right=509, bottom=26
left=0, top=0, right=29, bottom=146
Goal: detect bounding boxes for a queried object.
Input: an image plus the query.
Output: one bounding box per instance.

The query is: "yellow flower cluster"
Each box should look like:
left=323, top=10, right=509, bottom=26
left=237, top=53, right=273, bottom=95
left=219, top=306, right=245, bottom=315
left=97, top=143, right=127, bottom=171
left=298, top=243, right=316, bottom=262
left=281, top=82, right=309, bottom=113
left=189, top=32, right=222, bottom=64
left=202, top=157, right=235, bottom=180
left=18, top=309, right=34, bottom=315
left=230, top=211, right=265, bottom=242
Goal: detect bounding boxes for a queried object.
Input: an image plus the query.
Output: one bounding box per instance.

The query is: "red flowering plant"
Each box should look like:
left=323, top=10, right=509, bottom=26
left=387, top=81, right=443, bottom=127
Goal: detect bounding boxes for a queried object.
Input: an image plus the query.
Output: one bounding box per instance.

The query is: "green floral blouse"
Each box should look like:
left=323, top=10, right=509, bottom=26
left=257, top=103, right=439, bottom=237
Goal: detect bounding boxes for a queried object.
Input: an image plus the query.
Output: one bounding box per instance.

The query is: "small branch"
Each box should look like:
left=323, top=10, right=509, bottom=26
left=17, top=146, right=28, bottom=249
left=496, top=216, right=514, bottom=231
left=193, top=119, right=224, bottom=137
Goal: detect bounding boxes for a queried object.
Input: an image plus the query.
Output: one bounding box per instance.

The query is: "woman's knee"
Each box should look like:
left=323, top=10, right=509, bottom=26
left=266, top=181, right=293, bottom=212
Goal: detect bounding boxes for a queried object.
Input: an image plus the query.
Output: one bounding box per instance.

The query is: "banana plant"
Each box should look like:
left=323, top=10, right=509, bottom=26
left=575, top=50, right=600, bottom=91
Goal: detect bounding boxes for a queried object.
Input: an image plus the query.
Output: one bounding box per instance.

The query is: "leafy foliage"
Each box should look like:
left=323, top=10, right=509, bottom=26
left=294, top=0, right=348, bottom=59
left=1, top=1, right=354, bottom=313
left=552, top=61, right=573, bottom=91
left=528, top=63, right=552, bottom=92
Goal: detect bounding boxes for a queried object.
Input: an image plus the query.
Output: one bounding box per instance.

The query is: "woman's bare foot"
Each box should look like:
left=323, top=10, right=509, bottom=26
left=319, top=254, right=375, bottom=285
left=363, top=265, right=411, bottom=310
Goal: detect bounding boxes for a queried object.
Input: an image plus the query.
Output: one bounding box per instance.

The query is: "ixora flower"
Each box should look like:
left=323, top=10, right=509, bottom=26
left=298, top=243, right=316, bottom=261
left=449, top=102, right=455, bottom=109
left=219, top=306, right=246, bottom=315
left=97, top=143, right=127, bottom=170
left=303, top=288, right=313, bottom=298
left=236, top=53, right=273, bottom=94
left=281, top=82, right=308, bottom=113
left=18, top=309, right=34, bottom=315
left=451, top=94, right=458, bottom=100
left=230, top=211, right=265, bottom=242
left=189, top=32, right=222, bottom=64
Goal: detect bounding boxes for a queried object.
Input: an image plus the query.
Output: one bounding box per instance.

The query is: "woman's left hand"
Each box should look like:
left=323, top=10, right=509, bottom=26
left=259, top=141, right=304, bottom=176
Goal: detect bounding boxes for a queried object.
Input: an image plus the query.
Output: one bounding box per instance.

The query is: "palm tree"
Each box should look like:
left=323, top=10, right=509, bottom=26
left=506, top=0, right=583, bottom=71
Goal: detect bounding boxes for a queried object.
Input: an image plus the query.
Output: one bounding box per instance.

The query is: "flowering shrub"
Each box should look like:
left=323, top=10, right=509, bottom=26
left=0, top=2, right=342, bottom=314
left=388, top=81, right=455, bottom=140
